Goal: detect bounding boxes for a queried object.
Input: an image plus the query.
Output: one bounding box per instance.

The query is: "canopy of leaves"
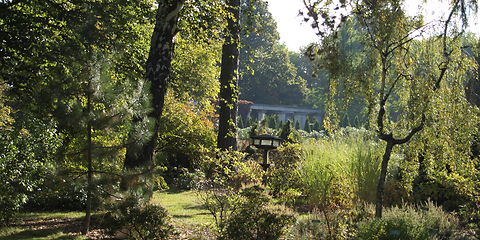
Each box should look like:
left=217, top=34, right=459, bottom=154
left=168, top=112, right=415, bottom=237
left=239, top=0, right=308, bottom=106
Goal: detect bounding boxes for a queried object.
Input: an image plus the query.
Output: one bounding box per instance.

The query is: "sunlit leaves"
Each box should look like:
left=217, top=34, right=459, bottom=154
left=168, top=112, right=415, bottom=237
left=0, top=81, right=13, bottom=130
left=180, top=0, right=227, bottom=42
left=170, top=36, right=221, bottom=108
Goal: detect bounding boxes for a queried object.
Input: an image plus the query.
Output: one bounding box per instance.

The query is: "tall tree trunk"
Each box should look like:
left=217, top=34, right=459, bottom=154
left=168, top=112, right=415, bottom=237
left=82, top=81, right=93, bottom=234
left=217, top=0, right=240, bottom=150
left=375, top=140, right=394, bottom=218
left=124, top=0, right=184, bottom=169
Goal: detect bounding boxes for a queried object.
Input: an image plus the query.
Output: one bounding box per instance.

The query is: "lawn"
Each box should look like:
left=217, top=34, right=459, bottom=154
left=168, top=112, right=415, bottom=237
left=0, top=212, right=88, bottom=240
left=0, top=190, right=213, bottom=240
left=151, top=189, right=213, bottom=226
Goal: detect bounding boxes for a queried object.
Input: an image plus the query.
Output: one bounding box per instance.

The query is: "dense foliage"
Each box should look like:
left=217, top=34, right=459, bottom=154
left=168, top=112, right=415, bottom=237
left=0, top=118, right=61, bottom=224
left=104, top=197, right=176, bottom=240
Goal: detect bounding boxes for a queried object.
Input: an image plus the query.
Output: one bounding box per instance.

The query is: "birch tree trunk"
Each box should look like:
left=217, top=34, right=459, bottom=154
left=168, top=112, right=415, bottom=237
left=124, top=0, right=185, bottom=169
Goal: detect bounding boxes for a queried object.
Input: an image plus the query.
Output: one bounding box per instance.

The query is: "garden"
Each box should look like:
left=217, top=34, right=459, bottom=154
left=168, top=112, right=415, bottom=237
left=1, top=0, right=480, bottom=239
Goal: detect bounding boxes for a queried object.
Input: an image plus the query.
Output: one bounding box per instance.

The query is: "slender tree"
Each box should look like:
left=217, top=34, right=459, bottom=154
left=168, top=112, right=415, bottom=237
left=303, top=0, right=477, bottom=217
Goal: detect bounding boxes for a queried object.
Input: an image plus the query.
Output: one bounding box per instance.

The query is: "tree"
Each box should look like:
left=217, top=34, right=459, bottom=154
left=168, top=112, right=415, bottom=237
left=304, top=118, right=311, bottom=132
left=1, top=0, right=156, bottom=231
left=239, top=0, right=308, bottom=106
left=304, top=0, right=477, bottom=217
left=217, top=0, right=240, bottom=150
left=170, top=0, right=226, bottom=108
left=124, top=0, right=185, bottom=168
left=466, top=36, right=480, bottom=106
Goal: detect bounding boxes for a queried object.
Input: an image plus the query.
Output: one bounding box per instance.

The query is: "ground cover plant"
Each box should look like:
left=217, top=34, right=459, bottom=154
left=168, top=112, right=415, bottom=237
left=357, top=201, right=459, bottom=240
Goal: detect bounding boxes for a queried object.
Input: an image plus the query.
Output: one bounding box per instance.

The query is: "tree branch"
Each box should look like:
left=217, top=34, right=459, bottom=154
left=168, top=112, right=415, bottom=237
left=383, top=74, right=403, bottom=103
left=394, top=114, right=425, bottom=144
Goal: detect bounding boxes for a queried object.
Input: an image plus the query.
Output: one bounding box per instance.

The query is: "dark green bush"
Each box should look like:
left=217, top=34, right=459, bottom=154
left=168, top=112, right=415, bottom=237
left=413, top=175, right=473, bottom=211
left=170, top=168, right=205, bottom=190
left=24, top=176, right=95, bottom=211
left=219, top=186, right=295, bottom=240
left=104, top=197, right=175, bottom=240
left=458, top=200, right=480, bottom=236
left=357, top=201, right=458, bottom=240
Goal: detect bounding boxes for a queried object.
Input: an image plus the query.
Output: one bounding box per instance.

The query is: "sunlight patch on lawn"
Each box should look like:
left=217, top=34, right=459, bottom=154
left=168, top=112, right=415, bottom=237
left=151, top=190, right=213, bottom=226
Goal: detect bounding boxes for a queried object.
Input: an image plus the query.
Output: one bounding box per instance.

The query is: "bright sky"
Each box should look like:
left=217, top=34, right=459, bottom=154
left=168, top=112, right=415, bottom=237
left=268, top=0, right=480, bottom=52
left=267, top=0, right=318, bottom=52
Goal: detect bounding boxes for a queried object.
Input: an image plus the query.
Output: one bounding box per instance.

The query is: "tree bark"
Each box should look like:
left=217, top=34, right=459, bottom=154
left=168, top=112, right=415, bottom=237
left=217, top=0, right=240, bottom=150
left=375, top=140, right=394, bottom=218
left=124, top=0, right=184, bottom=169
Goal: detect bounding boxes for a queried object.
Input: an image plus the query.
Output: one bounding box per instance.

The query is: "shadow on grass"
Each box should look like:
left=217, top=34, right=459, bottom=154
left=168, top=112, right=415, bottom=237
left=1, top=213, right=111, bottom=240
left=0, top=228, right=82, bottom=240
left=172, top=215, right=193, bottom=219
left=185, top=205, right=208, bottom=210
left=165, top=187, right=191, bottom=194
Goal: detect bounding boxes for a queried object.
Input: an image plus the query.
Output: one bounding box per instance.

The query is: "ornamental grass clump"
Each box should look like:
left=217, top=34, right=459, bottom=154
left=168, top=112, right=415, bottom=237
left=350, top=146, right=382, bottom=203
left=300, top=138, right=358, bottom=210
left=357, top=201, right=458, bottom=240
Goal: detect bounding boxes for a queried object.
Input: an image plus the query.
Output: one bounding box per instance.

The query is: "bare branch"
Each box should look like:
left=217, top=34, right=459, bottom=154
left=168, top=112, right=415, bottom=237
left=386, top=23, right=427, bottom=56
left=383, top=74, right=403, bottom=103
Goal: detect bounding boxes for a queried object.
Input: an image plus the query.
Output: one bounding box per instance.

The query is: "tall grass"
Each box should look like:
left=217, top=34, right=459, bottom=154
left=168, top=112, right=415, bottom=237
left=350, top=146, right=381, bottom=203
left=300, top=131, right=382, bottom=209
left=301, top=138, right=356, bottom=210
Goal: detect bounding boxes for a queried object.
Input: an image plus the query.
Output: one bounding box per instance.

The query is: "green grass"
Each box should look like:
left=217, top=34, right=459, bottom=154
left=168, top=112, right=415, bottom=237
left=0, top=211, right=87, bottom=240
left=151, top=189, right=213, bottom=226
left=15, top=212, right=85, bottom=220
left=0, top=227, right=86, bottom=240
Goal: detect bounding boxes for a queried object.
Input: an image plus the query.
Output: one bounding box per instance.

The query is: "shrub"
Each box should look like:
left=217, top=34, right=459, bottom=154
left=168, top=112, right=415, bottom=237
left=292, top=211, right=355, bottom=240
left=170, top=167, right=204, bottom=190
left=219, top=186, right=296, bottom=240
left=357, top=201, right=458, bottom=240
left=157, top=95, right=216, bottom=177
left=0, top=119, right=61, bottom=225
left=290, top=203, right=375, bottom=240
left=298, top=129, right=327, bottom=139
left=279, top=120, right=301, bottom=143
left=196, top=149, right=264, bottom=228
left=199, top=149, right=263, bottom=190
left=457, top=200, right=480, bottom=238
left=413, top=173, right=476, bottom=211
left=104, top=197, right=175, bottom=240
left=267, top=143, right=303, bottom=202
left=24, top=175, right=90, bottom=211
